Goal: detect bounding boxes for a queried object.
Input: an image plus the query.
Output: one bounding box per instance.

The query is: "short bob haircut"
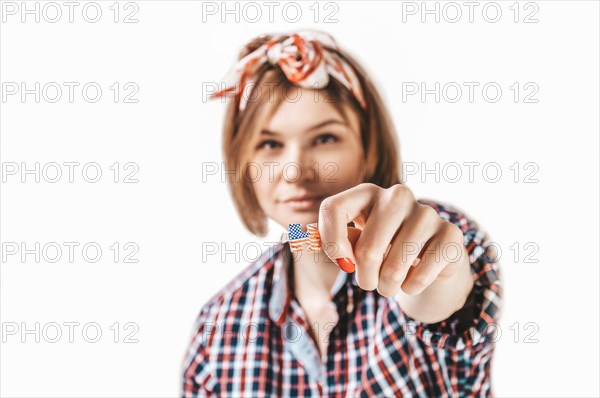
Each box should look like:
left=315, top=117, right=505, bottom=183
left=219, top=32, right=402, bottom=237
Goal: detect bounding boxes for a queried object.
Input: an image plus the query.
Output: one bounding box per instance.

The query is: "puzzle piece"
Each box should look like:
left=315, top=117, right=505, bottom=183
left=288, top=223, right=322, bottom=252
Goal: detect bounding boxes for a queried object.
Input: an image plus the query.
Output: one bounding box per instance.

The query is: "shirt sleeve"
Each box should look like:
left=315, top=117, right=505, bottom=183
left=181, top=301, right=220, bottom=397
left=400, top=199, right=502, bottom=351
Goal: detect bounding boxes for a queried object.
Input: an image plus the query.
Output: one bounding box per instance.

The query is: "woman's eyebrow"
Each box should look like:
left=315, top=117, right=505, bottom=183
left=307, top=119, right=347, bottom=131
left=261, top=119, right=347, bottom=135
left=259, top=130, right=279, bottom=136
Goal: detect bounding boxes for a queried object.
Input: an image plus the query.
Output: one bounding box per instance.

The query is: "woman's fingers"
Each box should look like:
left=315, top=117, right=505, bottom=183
left=317, top=183, right=463, bottom=299
left=318, top=183, right=377, bottom=272
left=377, top=205, right=437, bottom=297
left=400, top=222, right=464, bottom=295
left=353, top=187, right=415, bottom=290
left=318, top=182, right=467, bottom=298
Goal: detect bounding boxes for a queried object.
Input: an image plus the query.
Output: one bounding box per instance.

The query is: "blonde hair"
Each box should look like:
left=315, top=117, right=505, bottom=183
left=219, top=33, right=402, bottom=236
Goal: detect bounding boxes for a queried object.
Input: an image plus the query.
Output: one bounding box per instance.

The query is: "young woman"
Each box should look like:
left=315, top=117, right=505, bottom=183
left=182, top=30, right=501, bottom=397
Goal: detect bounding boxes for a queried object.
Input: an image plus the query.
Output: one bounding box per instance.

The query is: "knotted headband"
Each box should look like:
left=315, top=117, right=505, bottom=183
left=209, top=30, right=367, bottom=112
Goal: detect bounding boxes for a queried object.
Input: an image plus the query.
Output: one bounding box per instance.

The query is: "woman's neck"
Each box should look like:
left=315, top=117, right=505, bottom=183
left=291, top=247, right=341, bottom=305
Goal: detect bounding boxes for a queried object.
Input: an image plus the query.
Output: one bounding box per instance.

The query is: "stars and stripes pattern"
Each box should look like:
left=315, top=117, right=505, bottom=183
left=307, top=223, right=322, bottom=252
left=288, top=223, right=322, bottom=252
left=182, top=199, right=502, bottom=397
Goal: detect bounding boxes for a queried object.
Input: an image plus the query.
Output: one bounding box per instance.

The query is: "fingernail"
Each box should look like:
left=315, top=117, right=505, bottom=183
left=335, top=258, right=355, bottom=273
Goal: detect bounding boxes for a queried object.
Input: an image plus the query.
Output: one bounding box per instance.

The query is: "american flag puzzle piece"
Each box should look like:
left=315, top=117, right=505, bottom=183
left=288, top=223, right=322, bottom=253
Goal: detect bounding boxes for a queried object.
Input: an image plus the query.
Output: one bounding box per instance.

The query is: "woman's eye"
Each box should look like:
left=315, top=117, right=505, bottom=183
left=315, top=134, right=338, bottom=145
left=257, top=140, right=282, bottom=150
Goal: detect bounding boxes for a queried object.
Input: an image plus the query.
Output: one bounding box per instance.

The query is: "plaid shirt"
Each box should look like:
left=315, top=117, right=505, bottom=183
left=182, top=199, right=502, bottom=397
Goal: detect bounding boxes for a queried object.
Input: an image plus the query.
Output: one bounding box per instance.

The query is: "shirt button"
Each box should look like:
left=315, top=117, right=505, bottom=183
left=346, top=302, right=354, bottom=313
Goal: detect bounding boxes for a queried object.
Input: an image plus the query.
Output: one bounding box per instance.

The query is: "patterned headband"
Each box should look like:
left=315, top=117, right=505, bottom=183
left=209, top=30, right=367, bottom=112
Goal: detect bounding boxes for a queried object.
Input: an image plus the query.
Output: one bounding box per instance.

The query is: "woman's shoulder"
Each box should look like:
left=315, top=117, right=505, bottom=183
left=418, top=197, right=472, bottom=221
left=417, top=197, right=489, bottom=261
left=418, top=197, right=484, bottom=232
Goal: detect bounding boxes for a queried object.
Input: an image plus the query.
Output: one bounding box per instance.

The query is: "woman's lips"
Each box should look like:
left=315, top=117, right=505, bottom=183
left=283, top=195, right=324, bottom=210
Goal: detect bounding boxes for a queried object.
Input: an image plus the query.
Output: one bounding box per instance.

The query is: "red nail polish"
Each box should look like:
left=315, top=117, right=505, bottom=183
left=335, top=258, right=355, bottom=273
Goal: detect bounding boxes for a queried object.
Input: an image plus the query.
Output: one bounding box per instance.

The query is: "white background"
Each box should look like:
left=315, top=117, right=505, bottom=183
left=1, top=0, right=598, bottom=396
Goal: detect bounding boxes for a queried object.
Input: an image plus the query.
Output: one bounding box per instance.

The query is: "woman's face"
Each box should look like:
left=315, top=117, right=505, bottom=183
left=250, top=88, right=366, bottom=230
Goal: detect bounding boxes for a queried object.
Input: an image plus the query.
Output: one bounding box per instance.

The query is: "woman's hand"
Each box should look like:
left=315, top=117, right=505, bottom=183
left=318, top=183, right=472, bottom=299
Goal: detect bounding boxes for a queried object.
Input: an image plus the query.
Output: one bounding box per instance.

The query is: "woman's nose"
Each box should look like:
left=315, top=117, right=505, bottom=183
left=280, top=146, right=318, bottom=184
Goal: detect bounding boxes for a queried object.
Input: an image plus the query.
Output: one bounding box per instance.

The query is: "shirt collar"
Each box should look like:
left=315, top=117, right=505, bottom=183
left=268, top=241, right=358, bottom=326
